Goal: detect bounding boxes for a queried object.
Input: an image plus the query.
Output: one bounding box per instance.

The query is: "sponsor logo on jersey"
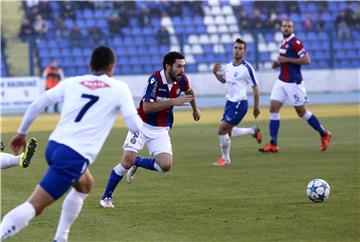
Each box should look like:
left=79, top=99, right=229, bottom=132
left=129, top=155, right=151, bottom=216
left=80, top=80, right=110, bottom=90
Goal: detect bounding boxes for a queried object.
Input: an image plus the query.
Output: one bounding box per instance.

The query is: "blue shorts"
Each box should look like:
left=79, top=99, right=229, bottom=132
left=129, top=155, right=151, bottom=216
left=222, top=100, right=248, bottom=125
left=40, top=141, right=89, bottom=200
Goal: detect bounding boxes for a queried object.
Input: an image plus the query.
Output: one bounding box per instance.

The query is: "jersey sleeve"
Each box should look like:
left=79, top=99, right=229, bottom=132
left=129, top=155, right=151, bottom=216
left=244, top=62, right=258, bottom=87
left=119, top=82, right=138, bottom=118
left=142, top=75, right=159, bottom=102
left=293, top=39, right=306, bottom=57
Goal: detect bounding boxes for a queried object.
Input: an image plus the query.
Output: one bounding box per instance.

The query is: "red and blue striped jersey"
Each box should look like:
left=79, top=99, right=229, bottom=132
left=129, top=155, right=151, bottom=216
left=278, top=33, right=306, bottom=83
left=138, top=70, right=190, bottom=128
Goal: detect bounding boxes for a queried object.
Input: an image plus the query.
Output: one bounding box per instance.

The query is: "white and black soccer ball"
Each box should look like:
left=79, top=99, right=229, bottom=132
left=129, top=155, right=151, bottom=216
left=306, top=179, right=330, bottom=202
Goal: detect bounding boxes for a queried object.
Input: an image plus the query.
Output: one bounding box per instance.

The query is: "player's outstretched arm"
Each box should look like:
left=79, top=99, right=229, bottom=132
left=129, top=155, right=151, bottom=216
left=185, top=88, right=201, bottom=121
left=212, top=63, right=226, bottom=83
left=142, top=95, right=194, bottom=114
left=252, top=85, right=260, bottom=119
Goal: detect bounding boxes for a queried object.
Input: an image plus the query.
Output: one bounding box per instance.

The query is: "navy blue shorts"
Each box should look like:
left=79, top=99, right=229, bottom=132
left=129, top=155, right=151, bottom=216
left=40, top=141, right=89, bottom=200
left=222, top=100, right=248, bottom=125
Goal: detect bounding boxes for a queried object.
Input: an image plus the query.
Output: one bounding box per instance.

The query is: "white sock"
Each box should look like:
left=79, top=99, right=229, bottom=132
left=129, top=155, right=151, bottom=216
left=231, top=127, right=253, bottom=137
left=218, top=134, right=231, bottom=161
left=54, top=188, right=88, bottom=242
left=1, top=202, right=36, bottom=240
left=0, top=153, right=20, bottom=169
left=113, top=163, right=128, bottom=176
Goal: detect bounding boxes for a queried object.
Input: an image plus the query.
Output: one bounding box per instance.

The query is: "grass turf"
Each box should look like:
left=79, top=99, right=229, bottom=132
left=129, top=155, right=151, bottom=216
left=1, top=106, right=359, bottom=242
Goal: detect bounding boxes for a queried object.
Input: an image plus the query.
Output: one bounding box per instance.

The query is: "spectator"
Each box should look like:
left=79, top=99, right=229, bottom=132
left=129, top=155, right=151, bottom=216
left=69, top=24, right=83, bottom=47
left=107, top=10, right=125, bottom=35
left=267, top=12, right=281, bottom=30
left=303, top=14, right=315, bottom=31
left=137, top=7, right=151, bottom=28
left=284, top=1, right=300, bottom=14
left=89, top=27, right=105, bottom=47
left=156, top=25, right=170, bottom=46
left=53, top=16, right=67, bottom=38
left=60, top=0, right=76, bottom=20
left=42, top=58, right=64, bottom=113
left=38, top=0, right=53, bottom=20
left=336, top=10, right=351, bottom=40
left=315, top=15, right=325, bottom=31
left=238, top=9, right=250, bottom=32
left=251, top=8, right=264, bottom=30
left=19, top=17, right=35, bottom=41
left=33, top=14, right=48, bottom=38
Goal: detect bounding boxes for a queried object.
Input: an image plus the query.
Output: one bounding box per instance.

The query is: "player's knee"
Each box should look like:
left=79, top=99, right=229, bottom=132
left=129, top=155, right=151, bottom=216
left=157, top=158, right=172, bottom=172
left=76, top=172, right=94, bottom=194
left=121, top=152, right=137, bottom=168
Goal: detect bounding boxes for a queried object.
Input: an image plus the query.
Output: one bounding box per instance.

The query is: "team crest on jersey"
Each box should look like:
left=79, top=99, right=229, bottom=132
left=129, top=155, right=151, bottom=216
left=80, top=80, right=110, bottom=90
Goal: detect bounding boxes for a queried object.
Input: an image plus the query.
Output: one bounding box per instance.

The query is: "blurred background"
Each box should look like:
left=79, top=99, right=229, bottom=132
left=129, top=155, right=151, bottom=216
left=1, top=0, right=359, bottom=114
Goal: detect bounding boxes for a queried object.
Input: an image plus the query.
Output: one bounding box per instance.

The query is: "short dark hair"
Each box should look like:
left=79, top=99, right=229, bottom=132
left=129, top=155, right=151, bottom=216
left=90, top=46, right=115, bottom=72
left=163, top=51, right=185, bottom=70
left=234, top=38, right=247, bottom=50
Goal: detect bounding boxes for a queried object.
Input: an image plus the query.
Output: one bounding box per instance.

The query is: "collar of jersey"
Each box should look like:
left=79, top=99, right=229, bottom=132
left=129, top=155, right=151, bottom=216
left=232, top=60, right=245, bottom=67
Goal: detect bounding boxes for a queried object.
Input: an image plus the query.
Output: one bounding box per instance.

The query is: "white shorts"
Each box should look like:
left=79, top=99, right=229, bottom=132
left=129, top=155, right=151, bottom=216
left=270, top=79, right=309, bottom=106
left=123, top=122, right=172, bottom=157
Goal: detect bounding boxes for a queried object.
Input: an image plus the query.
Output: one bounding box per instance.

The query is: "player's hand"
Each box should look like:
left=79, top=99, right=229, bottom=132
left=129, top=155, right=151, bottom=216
left=10, top=134, right=26, bottom=155
left=271, top=61, right=280, bottom=69
left=253, top=107, right=260, bottom=119
left=212, top=63, right=222, bottom=75
left=172, top=95, right=193, bottom=106
left=277, top=55, right=288, bottom=63
left=193, top=107, right=201, bottom=121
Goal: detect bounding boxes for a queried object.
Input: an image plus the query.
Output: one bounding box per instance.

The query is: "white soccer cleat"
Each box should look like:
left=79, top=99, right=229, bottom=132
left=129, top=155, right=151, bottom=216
left=126, top=165, right=138, bottom=183
left=99, top=197, right=115, bottom=208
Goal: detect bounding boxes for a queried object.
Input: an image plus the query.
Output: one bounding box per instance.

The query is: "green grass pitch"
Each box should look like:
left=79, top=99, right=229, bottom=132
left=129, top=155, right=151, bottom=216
left=1, top=108, right=359, bottom=242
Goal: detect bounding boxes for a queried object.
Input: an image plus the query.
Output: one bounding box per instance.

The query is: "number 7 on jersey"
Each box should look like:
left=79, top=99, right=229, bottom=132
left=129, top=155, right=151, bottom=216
left=75, top=94, right=99, bottom=122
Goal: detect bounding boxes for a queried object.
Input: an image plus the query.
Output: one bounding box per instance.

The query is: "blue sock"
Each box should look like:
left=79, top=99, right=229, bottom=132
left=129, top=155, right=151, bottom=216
left=134, top=156, right=157, bottom=171
left=270, top=119, right=280, bottom=145
left=102, top=170, right=123, bottom=199
left=307, top=115, right=326, bottom=136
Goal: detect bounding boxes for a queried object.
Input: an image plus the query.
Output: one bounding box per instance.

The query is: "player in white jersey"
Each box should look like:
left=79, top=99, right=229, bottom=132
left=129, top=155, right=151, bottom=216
left=0, top=138, right=37, bottom=169
left=1, top=46, right=142, bottom=242
left=212, top=38, right=261, bottom=167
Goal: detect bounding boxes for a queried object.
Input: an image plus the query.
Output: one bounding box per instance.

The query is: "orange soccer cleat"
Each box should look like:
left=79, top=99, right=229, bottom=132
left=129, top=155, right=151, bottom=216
left=320, top=131, right=332, bottom=151
left=252, top=125, right=262, bottom=144
left=213, top=158, right=231, bottom=167
left=258, top=143, right=279, bottom=153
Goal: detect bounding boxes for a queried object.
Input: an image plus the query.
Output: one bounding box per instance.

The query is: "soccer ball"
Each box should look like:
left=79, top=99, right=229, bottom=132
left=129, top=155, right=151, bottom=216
left=306, top=179, right=330, bottom=202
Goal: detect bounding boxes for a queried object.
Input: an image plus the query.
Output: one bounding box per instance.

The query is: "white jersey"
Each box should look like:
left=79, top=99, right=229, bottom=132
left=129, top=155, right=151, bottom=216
left=221, top=60, right=258, bottom=102
left=21, top=74, right=138, bottom=164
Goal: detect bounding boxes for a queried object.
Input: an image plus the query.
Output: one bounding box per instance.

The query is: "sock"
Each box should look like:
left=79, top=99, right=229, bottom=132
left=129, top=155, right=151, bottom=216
left=0, top=153, right=20, bottom=169
left=231, top=127, right=253, bottom=137
left=101, top=164, right=127, bottom=199
left=218, top=134, right=231, bottom=161
left=54, top=189, right=88, bottom=242
left=1, top=202, right=36, bottom=240
left=269, top=112, right=280, bottom=145
left=134, top=156, right=163, bottom=172
left=302, top=111, right=327, bottom=136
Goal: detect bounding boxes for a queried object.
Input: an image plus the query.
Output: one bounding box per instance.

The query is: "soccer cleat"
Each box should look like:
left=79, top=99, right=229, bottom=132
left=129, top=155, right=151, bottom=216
left=19, top=137, right=37, bottom=168
left=212, top=158, right=231, bottom=167
left=258, top=143, right=279, bottom=153
left=320, top=131, right=332, bottom=151
left=99, top=197, right=115, bottom=208
left=252, top=124, right=262, bottom=144
left=126, top=165, right=138, bottom=183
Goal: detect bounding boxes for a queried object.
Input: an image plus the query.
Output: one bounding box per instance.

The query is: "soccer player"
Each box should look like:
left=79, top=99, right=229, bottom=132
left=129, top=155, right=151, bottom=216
left=1, top=46, right=142, bottom=242
left=259, top=19, right=332, bottom=153
left=0, top=138, right=37, bottom=169
left=99, top=51, right=201, bottom=208
left=212, top=38, right=261, bottom=167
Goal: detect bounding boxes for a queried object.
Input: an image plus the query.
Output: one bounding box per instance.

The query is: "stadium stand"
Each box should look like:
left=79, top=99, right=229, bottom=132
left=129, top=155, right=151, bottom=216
left=2, top=0, right=359, bottom=77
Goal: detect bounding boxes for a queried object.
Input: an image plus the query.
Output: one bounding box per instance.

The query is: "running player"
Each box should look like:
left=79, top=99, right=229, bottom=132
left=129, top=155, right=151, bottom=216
left=259, top=19, right=332, bottom=153
left=1, top=46, right=142, bottom=242
left=212, top=38, right=261, bottom=167
left=99, top=51, right=201, bottom=208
